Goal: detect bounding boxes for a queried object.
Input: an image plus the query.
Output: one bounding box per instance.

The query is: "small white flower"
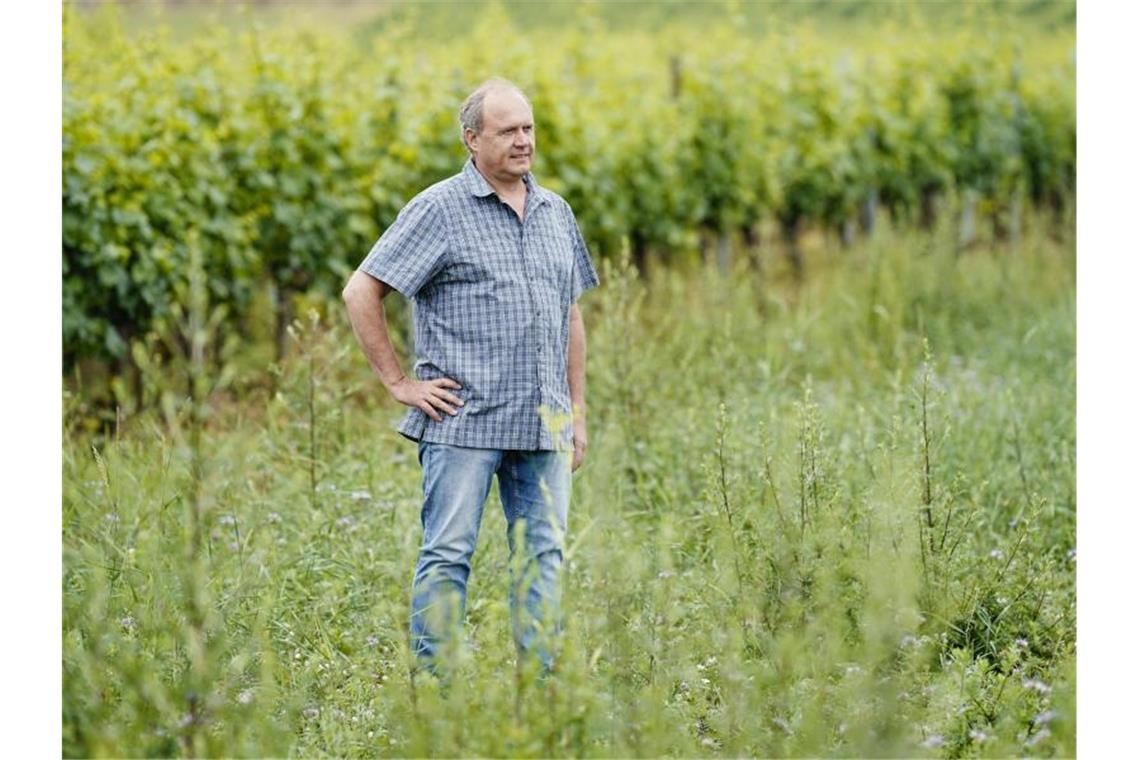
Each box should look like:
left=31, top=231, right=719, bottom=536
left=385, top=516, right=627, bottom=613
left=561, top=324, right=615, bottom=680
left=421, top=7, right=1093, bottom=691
left=1067, top=548, right=1076, bottom=562
left=920, top=734, right=945, bottom=748
left=267, top=512, right=282, bottom=524
left=1022, top=678, right=1052, bottom=694
left=1025, top=728, right=1051, bottom=747
left=302, top=706, right=320, bottom=720
left=237, top=689, right=254, bottom=705
left=366, top=635, right=380, bottom=647
left=120, top=616, right=136, bottom=630
left=989, top=549, right=1004, bottom=560
left=1015, top=638, right=1029, bottom=648
left=105, top=512, right=119, bottom=523
left=218, top=514, right=237, bottom=526
left=701, top=737, right=716, bottom=748
left=969, top=728, right=988, bottom=742
left=1034, top=710, right=1059, bottom=726
left=349, top=490, right=372, bottom=502
left=336, top=516, right=356, bottom=528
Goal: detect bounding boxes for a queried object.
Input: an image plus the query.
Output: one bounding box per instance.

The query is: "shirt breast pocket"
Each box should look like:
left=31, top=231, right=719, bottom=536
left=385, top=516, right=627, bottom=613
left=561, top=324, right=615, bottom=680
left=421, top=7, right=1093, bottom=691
left=538, top=230, right=574, bottom=295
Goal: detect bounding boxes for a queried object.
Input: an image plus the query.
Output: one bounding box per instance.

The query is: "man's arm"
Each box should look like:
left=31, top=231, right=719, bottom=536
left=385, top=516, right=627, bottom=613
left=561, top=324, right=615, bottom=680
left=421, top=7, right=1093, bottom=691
left=568, top=302, right=588, bottom=472
left=341, top=270, right=462, bottom=421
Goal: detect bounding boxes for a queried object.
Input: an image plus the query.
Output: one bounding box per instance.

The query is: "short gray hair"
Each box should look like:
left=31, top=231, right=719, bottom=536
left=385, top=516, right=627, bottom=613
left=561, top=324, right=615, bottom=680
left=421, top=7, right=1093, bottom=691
left=458, top=78, right=531, bottom=155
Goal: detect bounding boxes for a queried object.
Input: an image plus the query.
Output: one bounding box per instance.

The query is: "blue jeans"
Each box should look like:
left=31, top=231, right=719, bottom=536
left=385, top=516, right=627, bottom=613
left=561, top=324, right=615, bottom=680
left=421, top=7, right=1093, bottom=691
left=410, top=441, right=571, bottom=678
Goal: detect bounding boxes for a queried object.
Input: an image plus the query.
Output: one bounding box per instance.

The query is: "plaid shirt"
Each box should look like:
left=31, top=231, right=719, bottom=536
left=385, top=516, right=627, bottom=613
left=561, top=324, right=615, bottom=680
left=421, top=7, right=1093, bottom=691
left=358, top=158, right=600, bottom=451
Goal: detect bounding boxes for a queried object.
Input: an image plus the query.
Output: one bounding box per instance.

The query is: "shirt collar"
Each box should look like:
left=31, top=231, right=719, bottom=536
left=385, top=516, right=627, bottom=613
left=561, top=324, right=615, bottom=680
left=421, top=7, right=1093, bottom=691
left=463, top=157, right=547, bottom=206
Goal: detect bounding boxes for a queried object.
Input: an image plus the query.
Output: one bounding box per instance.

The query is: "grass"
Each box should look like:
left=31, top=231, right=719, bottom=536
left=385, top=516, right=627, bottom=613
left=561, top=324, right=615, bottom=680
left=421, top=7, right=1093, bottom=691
left=63, top=209, right=1075, bottom=757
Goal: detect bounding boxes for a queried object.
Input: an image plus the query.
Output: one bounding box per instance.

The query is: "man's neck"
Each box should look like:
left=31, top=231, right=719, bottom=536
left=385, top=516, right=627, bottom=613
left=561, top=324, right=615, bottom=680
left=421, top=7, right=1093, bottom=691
left=474, top=160, right=527, bottom=198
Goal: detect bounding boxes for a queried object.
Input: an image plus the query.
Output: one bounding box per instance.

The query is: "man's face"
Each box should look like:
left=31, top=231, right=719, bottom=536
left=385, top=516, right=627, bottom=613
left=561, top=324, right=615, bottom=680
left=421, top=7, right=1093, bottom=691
left=467, top=88, right=535, bottom=182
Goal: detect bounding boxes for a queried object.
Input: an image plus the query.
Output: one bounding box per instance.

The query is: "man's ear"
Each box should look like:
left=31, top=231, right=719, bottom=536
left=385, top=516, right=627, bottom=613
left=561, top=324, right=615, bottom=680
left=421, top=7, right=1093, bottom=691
left=464, top=128, right=478, bottom=155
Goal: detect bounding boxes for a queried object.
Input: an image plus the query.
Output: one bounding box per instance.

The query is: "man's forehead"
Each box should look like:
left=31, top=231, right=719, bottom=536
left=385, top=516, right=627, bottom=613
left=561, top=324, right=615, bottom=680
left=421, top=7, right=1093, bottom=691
left=482, top=88, right=533, bottom=126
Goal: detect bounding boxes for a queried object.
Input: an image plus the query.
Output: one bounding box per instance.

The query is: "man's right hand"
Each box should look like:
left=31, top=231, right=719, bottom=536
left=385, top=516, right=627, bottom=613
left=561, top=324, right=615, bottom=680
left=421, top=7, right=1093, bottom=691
left=389, top=376, right=464, bottom=421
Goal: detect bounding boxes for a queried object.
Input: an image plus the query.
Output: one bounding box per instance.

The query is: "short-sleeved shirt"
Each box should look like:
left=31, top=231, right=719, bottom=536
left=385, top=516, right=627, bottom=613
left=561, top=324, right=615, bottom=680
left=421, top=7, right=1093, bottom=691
left=358, top=157, right=600, bottom=451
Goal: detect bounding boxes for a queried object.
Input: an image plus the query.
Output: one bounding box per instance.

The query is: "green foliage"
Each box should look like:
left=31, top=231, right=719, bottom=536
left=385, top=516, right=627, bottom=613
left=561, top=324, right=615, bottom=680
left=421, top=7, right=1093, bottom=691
left=63, top=5, right=1074, bottom=375
left=63, top=211, right=1074, bottom=757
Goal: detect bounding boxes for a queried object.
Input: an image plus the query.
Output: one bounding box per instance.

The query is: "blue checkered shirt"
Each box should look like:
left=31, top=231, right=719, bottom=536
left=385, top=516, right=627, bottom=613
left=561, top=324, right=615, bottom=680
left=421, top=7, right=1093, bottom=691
left=358, top=158, right=600, bottom=451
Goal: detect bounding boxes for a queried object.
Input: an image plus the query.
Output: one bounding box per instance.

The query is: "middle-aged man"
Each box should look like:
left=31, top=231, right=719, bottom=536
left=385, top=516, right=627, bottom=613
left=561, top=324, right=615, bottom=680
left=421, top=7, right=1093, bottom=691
left=341, top=78, right=600, bottom=681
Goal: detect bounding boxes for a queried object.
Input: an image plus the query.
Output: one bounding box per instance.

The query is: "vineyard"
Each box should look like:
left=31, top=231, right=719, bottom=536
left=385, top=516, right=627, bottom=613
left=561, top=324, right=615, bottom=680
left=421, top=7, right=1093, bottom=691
left=63, top=3, right=1074, bottom=399
left=62, top=3, right=1076, bottom=757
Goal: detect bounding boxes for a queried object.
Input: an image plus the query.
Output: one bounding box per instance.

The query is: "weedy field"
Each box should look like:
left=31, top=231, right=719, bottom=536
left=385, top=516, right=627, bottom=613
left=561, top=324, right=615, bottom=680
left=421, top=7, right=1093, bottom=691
left=63, top=210, right=1074, bottom=758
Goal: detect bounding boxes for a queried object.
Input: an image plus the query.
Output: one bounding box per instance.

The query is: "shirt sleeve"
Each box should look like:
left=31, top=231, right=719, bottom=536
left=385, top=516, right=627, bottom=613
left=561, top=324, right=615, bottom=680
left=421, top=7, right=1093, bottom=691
left=564, top=203, right=600, bottom=302
left=357, top=195, right=448, bottom=299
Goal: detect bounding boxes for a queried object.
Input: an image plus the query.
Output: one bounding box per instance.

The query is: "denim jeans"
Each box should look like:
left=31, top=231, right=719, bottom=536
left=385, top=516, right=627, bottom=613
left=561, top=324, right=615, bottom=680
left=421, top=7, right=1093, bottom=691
left=410, top=441, right=571, bottom=679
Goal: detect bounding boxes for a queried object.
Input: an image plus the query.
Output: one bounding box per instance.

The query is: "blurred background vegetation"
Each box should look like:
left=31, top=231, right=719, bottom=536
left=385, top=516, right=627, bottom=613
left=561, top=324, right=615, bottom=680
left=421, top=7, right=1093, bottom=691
left=64, top=0, right=1074, bottom=430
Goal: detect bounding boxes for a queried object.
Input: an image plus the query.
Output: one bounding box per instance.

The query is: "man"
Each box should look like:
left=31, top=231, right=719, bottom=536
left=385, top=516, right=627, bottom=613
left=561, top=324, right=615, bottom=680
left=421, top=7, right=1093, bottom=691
left=341, top=78, right=599, bottom=681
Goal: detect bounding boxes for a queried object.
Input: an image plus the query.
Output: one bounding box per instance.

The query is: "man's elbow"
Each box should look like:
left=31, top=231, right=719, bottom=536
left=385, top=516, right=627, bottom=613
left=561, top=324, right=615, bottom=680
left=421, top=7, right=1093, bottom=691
left=342, top=271, right=388, bottom=304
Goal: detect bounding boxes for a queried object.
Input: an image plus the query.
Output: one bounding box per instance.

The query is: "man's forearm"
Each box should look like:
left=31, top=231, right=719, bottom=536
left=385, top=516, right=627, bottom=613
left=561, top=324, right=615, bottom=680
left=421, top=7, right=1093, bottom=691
left=343, top=283, right=407, bottom=391
left=568, top=305, right=587, bottom=421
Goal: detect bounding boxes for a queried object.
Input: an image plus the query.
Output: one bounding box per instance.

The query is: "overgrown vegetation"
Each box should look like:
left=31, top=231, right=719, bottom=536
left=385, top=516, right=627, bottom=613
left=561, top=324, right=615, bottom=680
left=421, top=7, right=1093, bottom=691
left=63, top=209, right=1075, bottom=757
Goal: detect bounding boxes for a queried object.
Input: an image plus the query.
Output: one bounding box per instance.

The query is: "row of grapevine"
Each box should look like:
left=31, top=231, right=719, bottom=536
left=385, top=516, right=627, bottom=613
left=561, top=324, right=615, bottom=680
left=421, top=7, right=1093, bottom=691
left=63, top=6, right=1074, bottom=375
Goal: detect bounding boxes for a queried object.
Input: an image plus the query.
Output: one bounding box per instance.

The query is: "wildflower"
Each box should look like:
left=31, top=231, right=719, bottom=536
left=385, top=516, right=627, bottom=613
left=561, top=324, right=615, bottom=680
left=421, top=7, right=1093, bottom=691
left=989, top=549, right=1004, bottom=560
left=1067, top=548, right=1076, bottom=562
left=1025, top=728, right=1051, bottom=747
left=237, top=689, right=254, bottom=705
left=1015, top=638, right=1029, bottom=648
left=1034, top=710, right=1059, bottom=726
left=302, top=706, right=320, bottom=720
left=772, top=717, right=792, bottom=735
left=920, top=734, right=945, bottom=748
left=105, top=512, right=119, bottom=523
left=267, top=512, right=282, bottom=524
left=701, top=738, right=717, bottom=748
left=366, top=635, right=380, bottom=647
left=120, top=616, right=136, bottom=630
left=218, top=514, right=237, bottom=526
left=336, top=515, right=356, bottom=529
left=1022, top=678, right=1052, bottom=695
left=969, top=728, right=988, bottom=743
left=349, top=490, right=372, bottom=502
